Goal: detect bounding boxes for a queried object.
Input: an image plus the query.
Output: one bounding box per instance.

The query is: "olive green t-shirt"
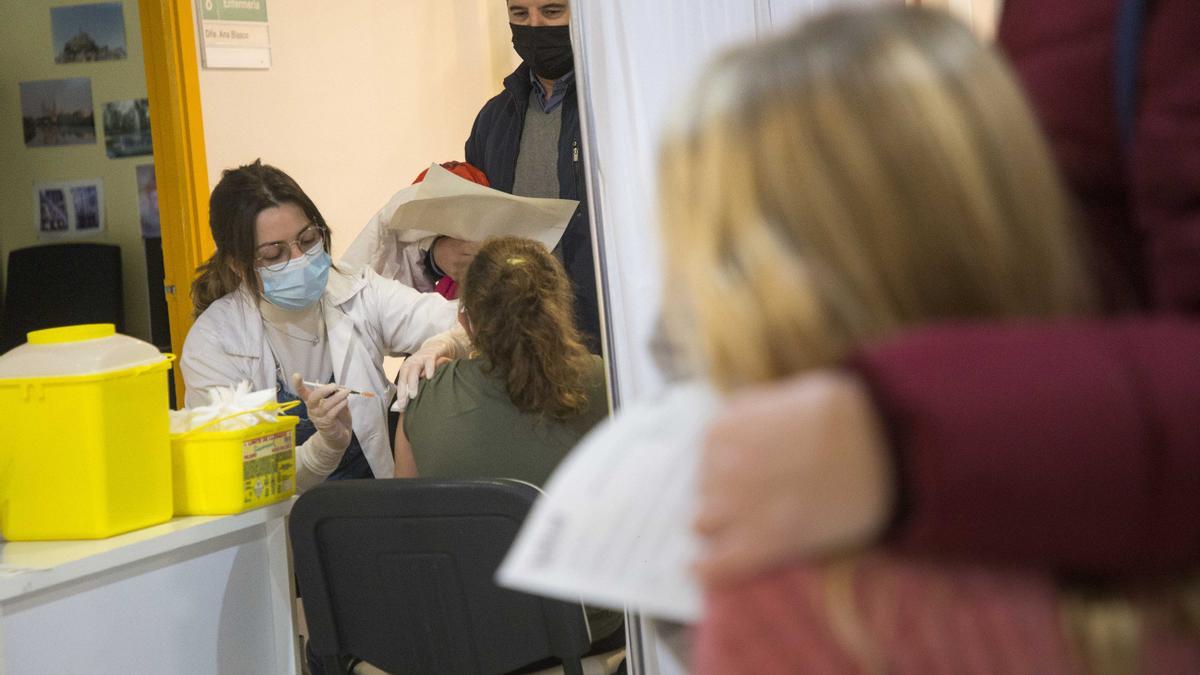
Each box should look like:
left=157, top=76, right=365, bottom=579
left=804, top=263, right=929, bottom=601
left=403, top=354, right=623, bottom=642
left=404, top=355, right=608, bottom=485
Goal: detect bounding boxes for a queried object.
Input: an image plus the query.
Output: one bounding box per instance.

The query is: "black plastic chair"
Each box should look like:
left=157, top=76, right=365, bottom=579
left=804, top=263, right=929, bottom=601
left=1, top=243, right=123, bottom=353
left=290, top=479, right=592, bottom=675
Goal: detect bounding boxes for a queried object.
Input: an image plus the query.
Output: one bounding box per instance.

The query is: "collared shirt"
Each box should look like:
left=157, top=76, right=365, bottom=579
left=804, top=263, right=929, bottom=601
left=530, top=70, right=575, bottom=113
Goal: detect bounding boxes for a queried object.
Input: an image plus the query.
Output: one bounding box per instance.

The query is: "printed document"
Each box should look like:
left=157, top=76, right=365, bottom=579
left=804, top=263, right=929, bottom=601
left=389, top=163, right=578, bottom=251
left=497, top=382, right=718, bottom=623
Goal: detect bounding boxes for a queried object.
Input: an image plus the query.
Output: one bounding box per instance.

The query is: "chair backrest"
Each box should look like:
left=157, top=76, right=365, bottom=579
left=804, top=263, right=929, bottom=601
left=290, top=479, right=592, bottom=675
left=1, top=243, right=123, bottom=353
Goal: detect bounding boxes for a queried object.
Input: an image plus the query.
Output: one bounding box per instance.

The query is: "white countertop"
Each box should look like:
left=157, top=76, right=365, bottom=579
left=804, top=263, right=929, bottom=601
left=0, top=499, right=294, bottom=601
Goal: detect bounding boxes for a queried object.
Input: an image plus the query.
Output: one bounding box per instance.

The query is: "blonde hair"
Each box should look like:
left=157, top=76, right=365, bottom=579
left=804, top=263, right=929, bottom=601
left=660, top=4, right=1196, bottom=671
left=659, top=4, right=1091, bottom=390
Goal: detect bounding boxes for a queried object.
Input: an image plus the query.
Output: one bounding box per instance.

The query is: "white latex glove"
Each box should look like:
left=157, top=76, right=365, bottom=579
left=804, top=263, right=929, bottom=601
left=395, top=325, right=472, bottom=411
left=293, top=374, right=353, bottom=491
left=295, top=374, right=353, bottom=450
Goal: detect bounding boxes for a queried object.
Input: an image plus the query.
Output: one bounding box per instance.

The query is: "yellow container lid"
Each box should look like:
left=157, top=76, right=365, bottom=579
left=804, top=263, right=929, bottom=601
left=27, top=323, right=116, bottom=344
left=0, top=323, right=167, bottom=380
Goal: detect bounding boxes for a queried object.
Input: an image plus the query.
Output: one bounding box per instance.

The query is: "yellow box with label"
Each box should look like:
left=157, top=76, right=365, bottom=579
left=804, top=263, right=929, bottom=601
left=171, top=416, right=300, bottom=515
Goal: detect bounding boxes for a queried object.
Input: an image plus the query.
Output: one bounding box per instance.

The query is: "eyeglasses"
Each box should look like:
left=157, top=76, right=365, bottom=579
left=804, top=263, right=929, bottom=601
left=254, top=223, right=325, bottom=271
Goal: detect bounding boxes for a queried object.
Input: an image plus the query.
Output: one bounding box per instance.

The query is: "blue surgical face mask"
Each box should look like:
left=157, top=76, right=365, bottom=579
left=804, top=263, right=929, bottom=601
left=258, top=245, right=331, bottom=310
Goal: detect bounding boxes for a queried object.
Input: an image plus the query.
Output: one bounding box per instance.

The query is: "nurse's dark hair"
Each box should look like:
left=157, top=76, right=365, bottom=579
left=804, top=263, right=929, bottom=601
left=460, top=236, right=593, bottom=419
left=191, top=159, right=330, bottom=317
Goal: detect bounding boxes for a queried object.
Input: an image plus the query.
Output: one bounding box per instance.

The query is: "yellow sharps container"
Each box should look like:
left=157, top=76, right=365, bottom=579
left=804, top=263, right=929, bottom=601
left=0, top=324, right=174, bottom=540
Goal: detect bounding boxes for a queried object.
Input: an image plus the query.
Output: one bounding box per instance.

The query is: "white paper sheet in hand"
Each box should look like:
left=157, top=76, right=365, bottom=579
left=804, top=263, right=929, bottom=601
left=387, top=163, right=579, bottom=251
left=497, top=383, right=718, bottom=624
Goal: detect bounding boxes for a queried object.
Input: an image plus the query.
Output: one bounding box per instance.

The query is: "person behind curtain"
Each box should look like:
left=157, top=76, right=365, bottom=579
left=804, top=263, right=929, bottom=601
left=433, top=0, right=602, bottom=353
left=639, top=6, right=1199, bottom=671
left=394, top=236, right=621, bottom=647
left=181, top=160, right=463, bottom=490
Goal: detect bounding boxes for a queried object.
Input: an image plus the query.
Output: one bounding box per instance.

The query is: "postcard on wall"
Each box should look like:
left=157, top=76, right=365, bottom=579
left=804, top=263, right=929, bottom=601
left=34, top=179, right=105, bottom=240
left=196, top=0, right=271, bottom=69
left=51, top=3, right=127, bottom=63
left=104, top=98, right=152, bottom=158
left=136, top=164, right=161, bottom=238
left=20, top=78, right=96, bottom=148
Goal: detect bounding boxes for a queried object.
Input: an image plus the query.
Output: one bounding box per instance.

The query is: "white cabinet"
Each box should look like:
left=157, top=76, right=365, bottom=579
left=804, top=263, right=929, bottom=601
left=0, top=501, right=297, bottom=674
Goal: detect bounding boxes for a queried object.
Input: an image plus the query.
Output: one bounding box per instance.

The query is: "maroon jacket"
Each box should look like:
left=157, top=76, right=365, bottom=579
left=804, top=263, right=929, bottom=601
left=856, top=0, right=1200, bottom=577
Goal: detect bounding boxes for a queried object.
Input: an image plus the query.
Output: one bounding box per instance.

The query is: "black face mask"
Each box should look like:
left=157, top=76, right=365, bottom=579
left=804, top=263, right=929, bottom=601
left=510, top=23, right=574, bottom=80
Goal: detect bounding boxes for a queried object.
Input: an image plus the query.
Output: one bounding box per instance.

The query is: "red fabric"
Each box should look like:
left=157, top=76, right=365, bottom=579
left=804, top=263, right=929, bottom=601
left=849, top=0, right=1200, bottom=577
left=434, top=276, right=459, bottom=301
left=1127, top=0, right=1200, bottom=313
left=997, top=0, right=1200, bottom=312
left=412, top=161, right=488, bottom=300
left=695, top=557, right=1071, bottom=675
left=411, top=160, right=490, bottom=188
left=694, top=555, right=1200, bottom=675
left=855, top=319, right=1200, bottom=577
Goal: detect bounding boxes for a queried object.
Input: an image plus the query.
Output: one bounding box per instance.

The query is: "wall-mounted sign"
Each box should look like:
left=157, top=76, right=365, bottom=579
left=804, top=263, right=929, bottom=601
left=197, top=0, right=270, bottom=69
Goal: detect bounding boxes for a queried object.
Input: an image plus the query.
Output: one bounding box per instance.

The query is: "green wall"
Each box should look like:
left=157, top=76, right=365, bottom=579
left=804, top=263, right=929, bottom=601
left=0, top=0, right=153, bottom=342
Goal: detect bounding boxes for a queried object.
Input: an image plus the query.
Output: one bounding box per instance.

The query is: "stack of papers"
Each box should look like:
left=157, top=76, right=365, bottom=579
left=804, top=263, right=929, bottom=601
left=497, top=383, right=719, bottom=623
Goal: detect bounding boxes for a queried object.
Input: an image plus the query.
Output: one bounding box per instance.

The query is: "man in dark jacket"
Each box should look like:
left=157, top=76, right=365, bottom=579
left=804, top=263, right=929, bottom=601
left=431, top=0, right=600, bottom=351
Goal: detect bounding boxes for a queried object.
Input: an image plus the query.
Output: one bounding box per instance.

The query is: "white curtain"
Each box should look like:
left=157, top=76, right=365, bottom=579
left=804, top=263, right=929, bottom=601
left=574, top=0, right=887, bottom=406
left=571, top=1, right=759, bottom=403
left=570, top=1, right=886, bottom=673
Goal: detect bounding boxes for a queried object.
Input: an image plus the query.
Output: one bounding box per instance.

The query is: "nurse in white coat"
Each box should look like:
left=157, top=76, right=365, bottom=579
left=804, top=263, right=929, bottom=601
left=181, top=160, right=465, bottom=490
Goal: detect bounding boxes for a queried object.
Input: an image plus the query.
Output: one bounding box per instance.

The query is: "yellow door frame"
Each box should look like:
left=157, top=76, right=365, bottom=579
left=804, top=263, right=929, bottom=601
left=139, top=0, right=212, bottom=405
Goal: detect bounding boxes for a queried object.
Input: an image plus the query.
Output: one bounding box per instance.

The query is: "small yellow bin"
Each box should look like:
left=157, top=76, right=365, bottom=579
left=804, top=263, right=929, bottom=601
left=171, top=406, right=300, bottom=515
left=0, top=324, right=174, bottom=541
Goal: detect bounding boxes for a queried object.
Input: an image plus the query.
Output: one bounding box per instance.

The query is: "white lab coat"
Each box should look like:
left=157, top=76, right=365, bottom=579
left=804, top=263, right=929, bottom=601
left=181, top=266, right=458, bottom=478
left=339, top=183, right=439, bottom=291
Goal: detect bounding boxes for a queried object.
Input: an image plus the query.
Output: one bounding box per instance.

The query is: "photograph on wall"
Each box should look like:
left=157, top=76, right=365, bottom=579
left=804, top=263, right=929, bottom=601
left=51, top=3, right=127, bottom=63
left=136, top=164, right=160, bottom=238
left=33, top=179, right=105, bottom=239
left=103, top=98, right=152, bottom=158
left=20, top=78, right=96, bottom=148
left=37, top=187, right=70, bottom=235
left=72, top=184, right=101, bottom=231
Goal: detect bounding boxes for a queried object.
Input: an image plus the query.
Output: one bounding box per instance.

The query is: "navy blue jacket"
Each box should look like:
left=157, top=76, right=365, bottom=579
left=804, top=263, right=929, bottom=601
left=465, top=64, right=599, bottom=351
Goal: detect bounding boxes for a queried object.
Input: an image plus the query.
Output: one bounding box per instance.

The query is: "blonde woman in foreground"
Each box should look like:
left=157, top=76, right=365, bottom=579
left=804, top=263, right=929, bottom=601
left=647, top=6, right=1199, bottom=674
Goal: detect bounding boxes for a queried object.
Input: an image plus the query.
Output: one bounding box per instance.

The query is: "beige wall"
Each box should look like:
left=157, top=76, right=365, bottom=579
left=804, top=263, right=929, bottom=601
left=197, top=0, right=520, bottom=257
left=0, top=0, right=153, bottom=341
